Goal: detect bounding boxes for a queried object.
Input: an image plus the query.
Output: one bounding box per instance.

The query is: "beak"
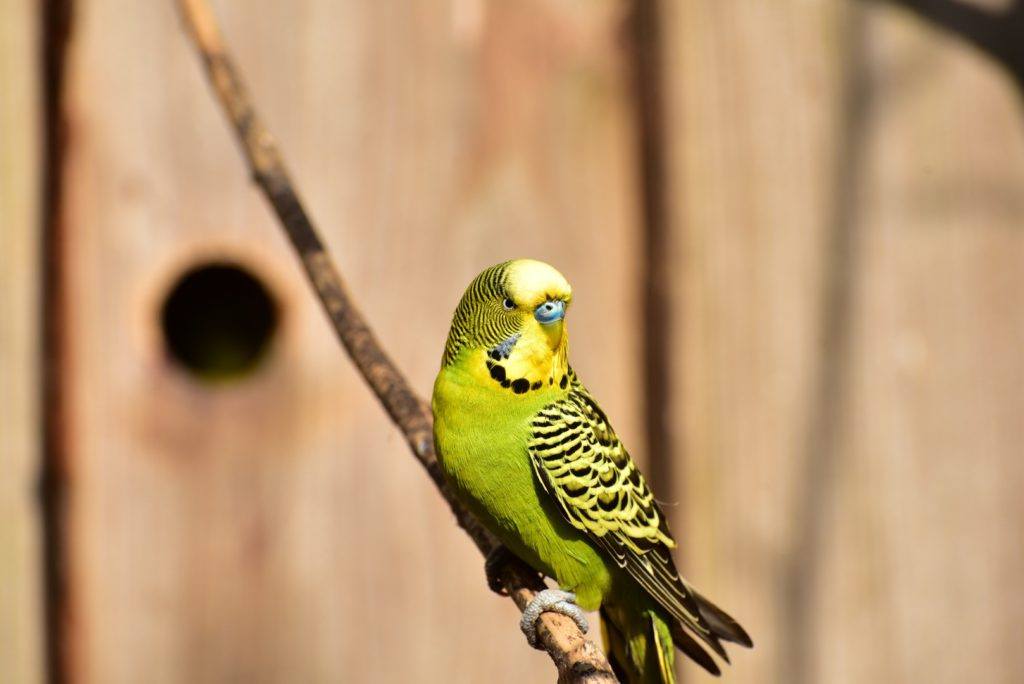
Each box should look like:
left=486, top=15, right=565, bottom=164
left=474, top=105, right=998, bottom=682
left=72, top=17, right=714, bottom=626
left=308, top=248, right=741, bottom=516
left=534, top=300, right=565, bottom=325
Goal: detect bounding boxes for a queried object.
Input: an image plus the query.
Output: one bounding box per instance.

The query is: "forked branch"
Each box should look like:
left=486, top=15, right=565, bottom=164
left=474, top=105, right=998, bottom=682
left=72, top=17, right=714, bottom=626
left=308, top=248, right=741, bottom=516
left=173, top=1, right=616, bottom=681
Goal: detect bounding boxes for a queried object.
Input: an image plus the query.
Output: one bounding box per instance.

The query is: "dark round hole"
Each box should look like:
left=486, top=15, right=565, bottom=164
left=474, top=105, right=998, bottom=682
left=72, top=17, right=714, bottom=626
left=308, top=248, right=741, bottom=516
left=160, top=262, right=278, bottom=381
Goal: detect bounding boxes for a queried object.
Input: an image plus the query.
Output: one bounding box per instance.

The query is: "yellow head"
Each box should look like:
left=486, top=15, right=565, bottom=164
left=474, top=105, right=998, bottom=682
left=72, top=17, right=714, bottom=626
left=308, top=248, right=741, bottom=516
left=442, top=259, right=573, bottom=393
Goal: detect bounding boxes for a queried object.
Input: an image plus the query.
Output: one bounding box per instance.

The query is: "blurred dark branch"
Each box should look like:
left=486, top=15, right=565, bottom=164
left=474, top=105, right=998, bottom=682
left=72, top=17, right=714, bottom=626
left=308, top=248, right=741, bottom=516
left=41, top=1, right=74, bottom=683
left=173, top=0, right=615, bottom=681
left=630, top=0, right=676, bottom=519
left=875, top=0, right=1024, bottom=88
left=781, top=9, right=869, bottom=684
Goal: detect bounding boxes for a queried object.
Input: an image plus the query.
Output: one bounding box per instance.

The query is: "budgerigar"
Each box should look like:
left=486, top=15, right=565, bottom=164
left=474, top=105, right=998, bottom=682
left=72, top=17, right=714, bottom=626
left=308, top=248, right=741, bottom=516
left=432, top=260, right=751, bottom=682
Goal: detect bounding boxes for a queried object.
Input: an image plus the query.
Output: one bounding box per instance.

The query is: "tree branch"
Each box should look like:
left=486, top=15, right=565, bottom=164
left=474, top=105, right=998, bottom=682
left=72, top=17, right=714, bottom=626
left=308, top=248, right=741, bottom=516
left=873, top=0, right=1024, bottom=90
left=173, top=1, right=616, bottom=681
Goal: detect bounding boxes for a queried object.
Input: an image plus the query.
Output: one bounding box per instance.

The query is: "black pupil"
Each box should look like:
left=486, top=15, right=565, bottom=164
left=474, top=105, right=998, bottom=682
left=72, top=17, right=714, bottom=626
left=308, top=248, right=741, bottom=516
left=504, top=298, right=515, bottom=309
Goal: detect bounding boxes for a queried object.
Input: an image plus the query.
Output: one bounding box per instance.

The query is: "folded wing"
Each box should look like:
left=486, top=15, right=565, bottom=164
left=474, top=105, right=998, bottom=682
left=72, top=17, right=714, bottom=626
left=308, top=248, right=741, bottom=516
left=527, top=378, right=731, bottom=662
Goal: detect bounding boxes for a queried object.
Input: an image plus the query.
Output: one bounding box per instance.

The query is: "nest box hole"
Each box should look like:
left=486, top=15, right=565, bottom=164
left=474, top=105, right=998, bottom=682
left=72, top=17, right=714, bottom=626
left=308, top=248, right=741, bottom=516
left=160, top=262, right=279, bottom=380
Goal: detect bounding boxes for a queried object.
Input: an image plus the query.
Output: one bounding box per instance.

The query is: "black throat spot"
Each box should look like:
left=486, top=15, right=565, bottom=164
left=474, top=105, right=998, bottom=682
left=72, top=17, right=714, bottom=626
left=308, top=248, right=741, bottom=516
left=484, top=334, right=567, bottom=396
left=485, top=359, right=546, bottom=396
left=487, top=362, right=506, bottom=383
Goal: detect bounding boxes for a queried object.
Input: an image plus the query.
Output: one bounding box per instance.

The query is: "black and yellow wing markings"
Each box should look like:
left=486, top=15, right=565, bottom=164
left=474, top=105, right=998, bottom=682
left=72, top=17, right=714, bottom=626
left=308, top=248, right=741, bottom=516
left=527, top=381, right=734, bottom=663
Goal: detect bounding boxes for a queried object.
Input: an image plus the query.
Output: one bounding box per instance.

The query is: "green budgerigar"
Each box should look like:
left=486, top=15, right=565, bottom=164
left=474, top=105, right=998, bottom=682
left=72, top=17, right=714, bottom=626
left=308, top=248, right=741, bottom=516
left=432, top=260, right=751, bottom=682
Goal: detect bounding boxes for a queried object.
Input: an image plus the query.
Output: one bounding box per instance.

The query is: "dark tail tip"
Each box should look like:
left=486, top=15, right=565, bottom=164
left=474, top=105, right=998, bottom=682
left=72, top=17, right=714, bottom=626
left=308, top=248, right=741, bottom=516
left=692, top=589, right=753, bottom=648
left=669, top=620, right=722, bottom=676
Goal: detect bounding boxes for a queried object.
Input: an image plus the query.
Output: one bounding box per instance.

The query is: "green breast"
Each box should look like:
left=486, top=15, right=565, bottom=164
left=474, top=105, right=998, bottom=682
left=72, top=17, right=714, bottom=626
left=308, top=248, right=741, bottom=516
left=432, top=363, right=546, bottom=536
left=432, top=362, right=610, bottom=598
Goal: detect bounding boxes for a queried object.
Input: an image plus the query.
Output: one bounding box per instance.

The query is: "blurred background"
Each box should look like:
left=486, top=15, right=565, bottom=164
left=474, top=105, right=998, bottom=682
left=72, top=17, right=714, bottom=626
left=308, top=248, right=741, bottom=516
left=3, top=0, right=1023, bottom=682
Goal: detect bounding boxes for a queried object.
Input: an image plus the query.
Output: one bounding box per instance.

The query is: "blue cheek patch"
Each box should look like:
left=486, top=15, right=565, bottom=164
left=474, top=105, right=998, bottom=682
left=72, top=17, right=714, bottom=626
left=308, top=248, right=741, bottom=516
left=534, top=300, right=565, bottom=325
left=489, top=333, right=520, bottom=361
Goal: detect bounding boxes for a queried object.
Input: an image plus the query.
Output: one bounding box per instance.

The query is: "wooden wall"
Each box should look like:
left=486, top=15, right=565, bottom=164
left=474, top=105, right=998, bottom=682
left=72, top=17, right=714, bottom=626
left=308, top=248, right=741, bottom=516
left=4, top=0, right=1023, bottom=682
left=0, top=1, right=45, bottom=682
left=55, top=0, right=641, bottom=682
left=663, top=1, right=848, bottom=681
left=664, top=2, right=1024, bottom=683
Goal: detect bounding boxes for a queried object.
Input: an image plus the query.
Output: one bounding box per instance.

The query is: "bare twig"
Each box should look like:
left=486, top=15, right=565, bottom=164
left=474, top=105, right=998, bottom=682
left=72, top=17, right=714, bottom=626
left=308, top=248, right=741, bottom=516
left=872, top=0, right=1024, bottom=90
left=173, top=1, right=616, bottom=681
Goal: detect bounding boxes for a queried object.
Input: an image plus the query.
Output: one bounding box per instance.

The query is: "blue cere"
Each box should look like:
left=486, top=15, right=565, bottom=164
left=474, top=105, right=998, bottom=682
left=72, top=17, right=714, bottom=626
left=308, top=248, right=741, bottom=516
left=534, top=300, right=565, bottom=325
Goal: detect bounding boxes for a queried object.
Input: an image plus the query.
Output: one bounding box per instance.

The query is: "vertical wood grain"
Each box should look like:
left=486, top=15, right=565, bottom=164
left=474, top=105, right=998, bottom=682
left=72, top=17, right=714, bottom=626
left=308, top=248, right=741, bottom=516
left=0, top=1, right=45, bottom=682
left=58, top=0, right=643, bottom=681
left=661, top=1, right=850, bottom=681
left=814, top=7, right=1024, bottom=683
left=662, top=1, right=1024, bottom=683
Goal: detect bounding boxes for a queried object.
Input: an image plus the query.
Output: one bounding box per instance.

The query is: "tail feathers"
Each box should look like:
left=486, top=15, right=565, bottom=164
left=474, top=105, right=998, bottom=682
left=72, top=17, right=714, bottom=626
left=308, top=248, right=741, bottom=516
left=600, top=607, right=679, bottom=684
left=600, top=607, right=630, bottom=683
left=600, top=592, right=750, bottom=683
left=691, top=589, right=754, bottom=648
left=669, top=589, right=752, bottom=675
left=686, top=617, right=729, bottom=662
left=667, top=620, right=721, bottom=676
left=649, top=615, right=675, bottom=683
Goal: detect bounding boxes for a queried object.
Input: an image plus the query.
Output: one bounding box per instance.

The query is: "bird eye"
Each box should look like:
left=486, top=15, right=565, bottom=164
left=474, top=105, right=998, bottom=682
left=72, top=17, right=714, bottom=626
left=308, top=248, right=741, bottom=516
left=502, top=298, right=515, bottom=311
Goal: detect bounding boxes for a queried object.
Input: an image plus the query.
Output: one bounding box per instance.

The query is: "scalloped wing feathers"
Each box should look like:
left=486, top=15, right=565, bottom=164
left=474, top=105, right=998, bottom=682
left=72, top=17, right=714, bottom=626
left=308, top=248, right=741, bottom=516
left=527, top=381, right=729, bottom=662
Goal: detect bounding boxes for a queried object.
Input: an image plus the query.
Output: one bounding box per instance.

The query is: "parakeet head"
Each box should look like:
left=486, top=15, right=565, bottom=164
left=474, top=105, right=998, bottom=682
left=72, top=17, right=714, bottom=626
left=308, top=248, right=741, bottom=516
left=442, top=259, right=573, bottom=393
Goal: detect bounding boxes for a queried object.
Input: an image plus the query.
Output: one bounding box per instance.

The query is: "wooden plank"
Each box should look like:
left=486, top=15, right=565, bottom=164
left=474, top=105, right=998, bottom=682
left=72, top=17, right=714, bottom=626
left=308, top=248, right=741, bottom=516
left=59, top=0, right=642, bottom=681
left=663, top=1, right=1024, bottom=683
left=814, top=7, right=1024, bottom=683
left=0, top=1, right=46, bottom=682
left=660, top=1, right=853, bottom=681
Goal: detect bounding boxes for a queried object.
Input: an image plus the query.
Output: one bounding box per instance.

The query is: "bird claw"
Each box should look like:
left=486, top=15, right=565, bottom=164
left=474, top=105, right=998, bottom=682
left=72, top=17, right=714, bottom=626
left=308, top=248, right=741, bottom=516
left=484, top=545, right=514, bottom=596
left=520, top=589, right=589, bottom=649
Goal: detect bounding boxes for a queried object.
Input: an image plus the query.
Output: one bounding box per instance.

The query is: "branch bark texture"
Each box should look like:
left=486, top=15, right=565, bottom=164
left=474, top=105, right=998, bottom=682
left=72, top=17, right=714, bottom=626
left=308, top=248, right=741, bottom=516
left=174, top=1, right=616, bottom=681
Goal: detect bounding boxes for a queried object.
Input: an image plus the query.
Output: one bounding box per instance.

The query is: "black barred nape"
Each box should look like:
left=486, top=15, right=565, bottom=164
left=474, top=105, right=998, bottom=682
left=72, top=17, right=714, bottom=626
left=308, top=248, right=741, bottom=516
left=442, top=261, right=519, bottom=366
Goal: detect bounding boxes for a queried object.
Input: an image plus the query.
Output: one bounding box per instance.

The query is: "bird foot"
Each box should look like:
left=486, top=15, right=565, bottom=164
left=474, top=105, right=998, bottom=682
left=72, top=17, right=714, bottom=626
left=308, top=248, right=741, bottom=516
left=520, top=589, right=589, bottom=649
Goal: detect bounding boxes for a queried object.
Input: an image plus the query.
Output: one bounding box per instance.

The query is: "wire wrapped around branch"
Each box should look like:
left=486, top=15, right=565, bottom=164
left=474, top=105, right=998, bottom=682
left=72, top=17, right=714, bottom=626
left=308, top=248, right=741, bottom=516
left=173, top=1, right=616, bottom=681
